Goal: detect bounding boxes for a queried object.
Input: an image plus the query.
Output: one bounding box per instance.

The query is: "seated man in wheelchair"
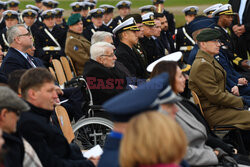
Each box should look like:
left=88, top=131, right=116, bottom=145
left=83, top=42, right=127, bottom=105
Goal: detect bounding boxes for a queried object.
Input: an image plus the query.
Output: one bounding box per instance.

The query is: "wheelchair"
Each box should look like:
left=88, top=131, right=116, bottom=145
left=64, top=76, right=113, bottom=150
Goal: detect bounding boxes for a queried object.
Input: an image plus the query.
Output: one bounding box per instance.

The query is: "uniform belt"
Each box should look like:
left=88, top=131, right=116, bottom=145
left=180, top=46, right=193, bottom=51
left=43, top=46, right=61, bottom=51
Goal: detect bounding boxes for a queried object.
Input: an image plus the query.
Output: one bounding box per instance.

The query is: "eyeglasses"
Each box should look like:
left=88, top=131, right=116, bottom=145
left=101, top=53, right=116, bottom=58
left=18, top=31, right=31, bottom=37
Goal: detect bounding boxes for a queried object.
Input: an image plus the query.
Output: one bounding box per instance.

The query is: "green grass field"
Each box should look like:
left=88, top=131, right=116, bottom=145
left=17, top=0, right=229, bottom=27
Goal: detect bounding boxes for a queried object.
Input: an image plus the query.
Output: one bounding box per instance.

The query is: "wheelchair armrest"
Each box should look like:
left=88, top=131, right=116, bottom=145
left=90, top=105, right=105, bottom=111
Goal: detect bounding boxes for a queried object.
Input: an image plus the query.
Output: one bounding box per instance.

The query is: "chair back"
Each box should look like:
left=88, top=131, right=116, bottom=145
left=55, top=106, right=75, bottom=143
left=60, top=56, right=74, bottom=81
left=48, top=67, right=57, bottom=81
left=191, top=90, right=205, bottom=117
left=52, top=59, right=67, bottom=86
left=66, top=56, right=77, bottom=76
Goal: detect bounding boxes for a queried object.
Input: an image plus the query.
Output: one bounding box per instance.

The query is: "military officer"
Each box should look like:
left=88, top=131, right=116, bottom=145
left=139, top=12, right=160, bottom=64
left=65, top=13, right=90, bottom=76
left=213, top=4, right=250, bottom=72
left=189, top=28, right=250, bottom=130
left=26, top=4, right=40, bottom=14
left=113, top=0, right=131, bottom=26
left=82, top=8, right=110, bottom=41
left=203, top=3, right=222, bottom=17
left=33, top=9, right=67, bottom=67
left=152, top=0, right=175, bottom=35
left=20, top=9, right=37, bottom=36
left=70, top=2, right=83, bottom=14
left=54, top=8, right=67, bottom=27
left=100, top=4, right=117, bottom=30
left=0, top=10, right=19, bottom=55
left=34, top=0, right=43, bottom=9
left=83, top=2, right=96, bottom=27
left=175, top=6, right=198, bottom=63
left=41, top=0, right=56, bottom=11
left=0, top=1, right=7, bottom=30
left=139, top=5, right=156, bottom=15
left=7, top=0, right=19, bottom=12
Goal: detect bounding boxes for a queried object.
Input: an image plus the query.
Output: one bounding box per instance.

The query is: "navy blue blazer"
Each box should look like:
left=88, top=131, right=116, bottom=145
left=0, top=47, right=44, bottom=76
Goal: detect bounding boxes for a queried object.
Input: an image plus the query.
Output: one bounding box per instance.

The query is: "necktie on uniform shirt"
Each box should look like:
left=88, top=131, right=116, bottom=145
left=26, top=54, right=37, bottom=68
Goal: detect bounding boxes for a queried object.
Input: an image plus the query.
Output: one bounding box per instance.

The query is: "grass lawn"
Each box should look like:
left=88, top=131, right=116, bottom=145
left=18, top=0, right=229, bottom=26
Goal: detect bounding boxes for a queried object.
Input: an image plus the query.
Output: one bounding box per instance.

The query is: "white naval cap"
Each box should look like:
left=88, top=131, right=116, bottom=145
left=85, top=0, right=97, bottom=4
left=3, top=10, right=19, bottom=19
left=142, top=12, right=155, bottom=26
left=203, top=3, right=222, bottom=15
left=139, top=5, right=156, bottom=13
left=212, top=4, right=235, bottom=17
left=116, top=0, right=132, bottom=9
left=99, top=4, right=115, bottom=13
left=7, top=0, right=20, bottom=6
left=41, top=9, right=55, bottom=18
left=89, top=8, right=105, bottom=17
left=182, top=6, right=199, bottom=15
left=147, top=52, right=183, bottom=72
left=26, top=4, right=40, bottom=12
left=113, top=17, right=139, bottom=35
left=21, top=9, right=38, bottom=17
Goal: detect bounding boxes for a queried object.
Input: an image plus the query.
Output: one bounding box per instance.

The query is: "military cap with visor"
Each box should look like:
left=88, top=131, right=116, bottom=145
left=42, top=0, right=56, bottom=8
left=203, top=3, right=222, bottom=16
left=196, top=28, right=222, bottom=42
left=67, top=13, right=82, bottom=26
left=116, top=0, right=131, bottom=9
left=35, top=0, right=42, bottom=2
left=0, top=86, right=30, bottom=114
left=85, top=0, right=97, bottom=5
left=70, top=2, right=83, bottom=12
left=151, top=0, right=165, bottom=5
left=99, top=4, right=115, bottom=14
left=212, top=4, right=235, bottom=17
left=54, top=8, right=64, bottom=18
left=139, top=5, right=156, bottom=13
left=142, top=12, right=155, bottom=26
left=3, top=10, right=19, bottom=20
left=113, top=17, right=140, bottom=35
left=21, top=9, right=37, bottom=18
left=84, top=2, right=95, bottom=10
left=89, top=8, right=105, bottom=18
left=7, top=0, right=19, bottom=7
left=182, top=6, right=199, bottom=15
left=41, top=9, right=55, bottom=19
left=26, top=4, right=40, bottom=13
left=0, top=1, right=6, bottom=10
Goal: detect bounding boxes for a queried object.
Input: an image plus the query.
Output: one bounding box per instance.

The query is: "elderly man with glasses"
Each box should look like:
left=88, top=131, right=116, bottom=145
left=83, top=42, right=127, bottom=105
left=0, top=24, right=44, bottom=76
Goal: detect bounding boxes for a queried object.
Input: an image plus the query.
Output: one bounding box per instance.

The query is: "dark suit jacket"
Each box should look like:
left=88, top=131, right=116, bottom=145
left=83, top=59, right=127, bottom=105
left=17, top=102, right=95, bottom=167
left=229, top=0, right=250, bottom=40
left=0, top=47, right=44, bottom=76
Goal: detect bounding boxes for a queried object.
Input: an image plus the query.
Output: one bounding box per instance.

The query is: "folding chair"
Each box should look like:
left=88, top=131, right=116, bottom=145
left=52, top=59, right=67, bottom=86
left=48, top=67, right=57, bottom=81
left=66, top=56, right=77, bottom=76
left=55, top=105, right=75, bottom=143
left=60, top=56, right=74, bottom=81
left=191, top=90, right=247, bottom=154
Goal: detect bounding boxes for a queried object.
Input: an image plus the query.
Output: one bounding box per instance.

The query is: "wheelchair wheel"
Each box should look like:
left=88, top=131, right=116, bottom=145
left=72, top=117, right=113, bottom=150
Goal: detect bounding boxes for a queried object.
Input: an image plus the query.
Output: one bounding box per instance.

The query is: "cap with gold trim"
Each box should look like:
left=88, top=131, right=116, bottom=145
left=142, top=12, right=155, bottom=26
left=54, top=8, right=64, bottom=18
left=21, top=9, right=38, bottom=18
left=139, top=5, right=156, bottom=13
left=42, top=0, right=57, bottom=8
left=85, top=0, right=97, bottom=5
left=89, top=8, right=104, bottom=18
left=84, top=2, right=95, bottom=10
left=151, top=0, right=165, bottom=5
left=182, top=6, right=199, bottom=15
left=26, top=4, right=40, bottom=13
left=116, top=0, right=131, bottom=9
left=53, top=0, right=59, bottom=8
left=3, top=10, right=18, bottom=20
left=113, top=17, right=139, bottom=35
left=70, top=2, right=83, bottom=12
left=203, top=3, right=222, bottom=16
left=212, top=4, right=235, bottom=17
left=99, top=4, right=115, bottom=14
left=41, top=9, right=55, bottom=19
left=7, top=0, right=19, bottom=7
left=0, top=1, right=6, bottom=9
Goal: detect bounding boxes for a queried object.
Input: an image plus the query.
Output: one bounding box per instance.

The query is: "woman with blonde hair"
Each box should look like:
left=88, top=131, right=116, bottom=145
left=120, top=111, right=187, bottom=167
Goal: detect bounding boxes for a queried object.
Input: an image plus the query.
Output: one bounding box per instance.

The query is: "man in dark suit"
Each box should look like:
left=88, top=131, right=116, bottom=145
left=229, top=0, right=250, bottom=60
left=83, top=42, right=127, bottom=105
left=0, top=24, right=44, bottom=76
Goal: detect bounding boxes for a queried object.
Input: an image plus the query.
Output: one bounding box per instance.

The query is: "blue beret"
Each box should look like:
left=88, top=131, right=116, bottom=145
left=103, top=73, right=181, bottom=122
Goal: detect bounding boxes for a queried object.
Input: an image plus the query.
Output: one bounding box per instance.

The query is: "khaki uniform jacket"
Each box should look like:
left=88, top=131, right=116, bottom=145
left=65, top=31, right=90, bottom=76
left=189, top=50, right=250, bottom=130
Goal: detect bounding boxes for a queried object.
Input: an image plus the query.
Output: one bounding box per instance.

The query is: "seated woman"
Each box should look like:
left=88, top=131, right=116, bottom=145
left=150, top=61, right=250, bottom=166
left=120, top=111, right=187, bottom=167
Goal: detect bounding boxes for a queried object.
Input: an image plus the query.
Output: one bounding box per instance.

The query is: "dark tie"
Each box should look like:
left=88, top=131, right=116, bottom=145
left=27, top=55, right=36, bottom=68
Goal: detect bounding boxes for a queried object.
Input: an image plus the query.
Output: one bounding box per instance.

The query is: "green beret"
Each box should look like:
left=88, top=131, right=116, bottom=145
left=197, top=28, right=222, bottom=42
left=67, top=13, right=82, bottom=26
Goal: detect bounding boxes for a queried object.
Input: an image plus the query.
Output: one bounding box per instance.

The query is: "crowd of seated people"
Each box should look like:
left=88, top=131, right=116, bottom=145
left=0, top=0, right=250, bottom=166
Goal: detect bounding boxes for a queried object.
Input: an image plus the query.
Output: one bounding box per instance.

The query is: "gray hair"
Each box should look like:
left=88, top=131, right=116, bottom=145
left=90, top=42, right=115, bottom=61
left=7, top=24, right=26, bottom=44
left=91, top=31, right=113, bottom=45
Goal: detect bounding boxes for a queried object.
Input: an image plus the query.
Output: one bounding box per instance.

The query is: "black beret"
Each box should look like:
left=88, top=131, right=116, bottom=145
left=197, top=28, right=222, bottom=42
